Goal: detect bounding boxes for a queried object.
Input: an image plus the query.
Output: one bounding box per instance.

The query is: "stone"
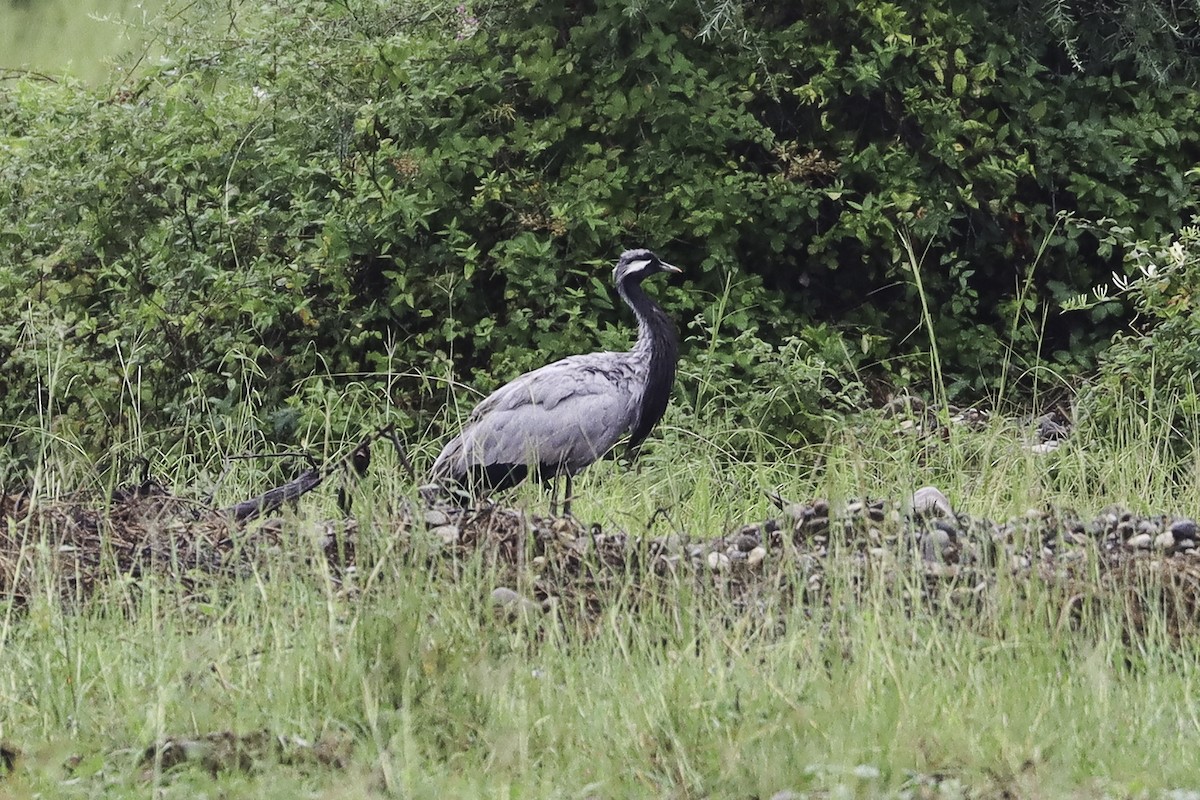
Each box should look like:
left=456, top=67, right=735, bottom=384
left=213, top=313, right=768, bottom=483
left=747, top=546, right=767, bottom=567
left=653, top=535, right=684, bottom=555
left=423, top=508, right=451, bottom=527
left=852, top=764, right=881, bottom=780
left=707, top=552, right=731, bottom=571
left=653, top=554, right=682, bottom=574
left=781, top=503, right=809, bottom=521
left=733, top=532, right=760, bottom=552
left=1036, top=413, right=1069, bottom=442
left=1125, top=533, right=1153, bottom=550
left=416, top=483, right=443, bottom=504
left=1171, top=519, right=1198, bottom=541
left=911, top=486, right=954, bottom=519
left=490, top=588, right=542, bottom=621
left=920, top=526, right=955, bottom=563
left=431, top=525, right=460, bottom=546
left=1155, top=532, right=1175, bottom=550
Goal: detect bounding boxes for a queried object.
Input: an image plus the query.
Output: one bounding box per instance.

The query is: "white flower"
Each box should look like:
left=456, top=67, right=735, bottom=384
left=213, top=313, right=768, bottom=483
left=1169, top=241, right=1186, bottom=267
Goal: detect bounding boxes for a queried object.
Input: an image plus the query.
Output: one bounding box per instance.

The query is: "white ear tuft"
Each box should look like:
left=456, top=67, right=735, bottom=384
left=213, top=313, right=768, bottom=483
left=625, top=259, right=653, bottom=274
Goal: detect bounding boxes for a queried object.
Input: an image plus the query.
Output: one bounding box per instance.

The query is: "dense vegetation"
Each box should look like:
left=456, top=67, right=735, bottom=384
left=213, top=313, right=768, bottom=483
left=2, top=0, right=1199, bottom=465
left=7, top=4, right=1200, bottom=796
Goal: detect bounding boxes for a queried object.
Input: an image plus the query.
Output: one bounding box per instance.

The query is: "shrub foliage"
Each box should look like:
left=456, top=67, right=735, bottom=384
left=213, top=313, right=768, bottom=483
left=1, top=0, right=1198, bottom=456
left=1068, top=217, right=1200, bottom=444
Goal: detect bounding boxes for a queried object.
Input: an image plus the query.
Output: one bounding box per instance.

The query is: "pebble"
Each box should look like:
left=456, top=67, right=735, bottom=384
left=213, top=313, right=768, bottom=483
left=1171, top=519, right=1198, bottom=541
left=653, top=535, right=683, bottom=555
left=490, top=588, right=542, bottom=620
left=852, top=764, right=881, bottom=780
left=1125, top=533, right=1153, bottom=550
left=653, top=554, right=682, bottom=574
left=431, top=525, right=460, bottom=546
left=734, top=532, right=760, bottom=552
left=781, top=503, right=809, bottom=521
left=423, top=508, right=451, bottom=527
left=416, top=489, right=1200, bottom=632
left=416, top=483, right=443, bottom=504
left=797, top=515, right=830, bottom=536
left=924, top=561, right=959, bottom=578
left=912, top=484, right=950, bottom=522
left=1067, top=531, right=1091, bottom=547
left=1036, top=413, right=1069, bottom=442
left=707, top=552, right=731, bottom=571
left=920, top=526, right=955, bottom=563
left=872, top=548, right=898, bottom=570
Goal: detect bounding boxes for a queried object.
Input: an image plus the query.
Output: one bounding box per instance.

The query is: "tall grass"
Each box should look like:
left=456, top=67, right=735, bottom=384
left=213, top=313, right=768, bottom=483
left=4, top=307, right=1200, bottom=796
left=4, top=370, right=1200, bottom=797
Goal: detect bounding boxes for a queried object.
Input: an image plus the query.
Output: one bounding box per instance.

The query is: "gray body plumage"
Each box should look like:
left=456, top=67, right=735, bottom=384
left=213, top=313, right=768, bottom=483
left=431, top=350, right=646, bottom=481
left=431, top=249, right=680, bottom=500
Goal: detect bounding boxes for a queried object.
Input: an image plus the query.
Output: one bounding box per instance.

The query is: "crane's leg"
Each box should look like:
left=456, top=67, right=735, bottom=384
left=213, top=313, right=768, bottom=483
left=563, top=472, right=574, bottom=517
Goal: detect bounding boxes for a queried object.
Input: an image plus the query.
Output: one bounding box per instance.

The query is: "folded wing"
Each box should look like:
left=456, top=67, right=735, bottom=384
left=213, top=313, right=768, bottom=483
left=432, top=352, right=643, bottom=487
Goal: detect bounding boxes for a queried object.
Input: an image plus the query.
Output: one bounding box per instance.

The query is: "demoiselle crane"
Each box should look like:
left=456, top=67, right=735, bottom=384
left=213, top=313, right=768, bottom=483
left=431, top=248, right=682, bottom=514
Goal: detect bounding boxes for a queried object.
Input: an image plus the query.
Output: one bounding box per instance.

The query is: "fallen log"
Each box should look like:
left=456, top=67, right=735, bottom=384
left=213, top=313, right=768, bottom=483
left=221, top=423, right=404, bottom=522
left=223, top=467, right=324, bottom=523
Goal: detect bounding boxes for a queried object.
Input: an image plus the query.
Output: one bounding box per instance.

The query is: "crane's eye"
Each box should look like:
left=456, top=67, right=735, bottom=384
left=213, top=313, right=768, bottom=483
left=624, top=259, right=654, bottom=274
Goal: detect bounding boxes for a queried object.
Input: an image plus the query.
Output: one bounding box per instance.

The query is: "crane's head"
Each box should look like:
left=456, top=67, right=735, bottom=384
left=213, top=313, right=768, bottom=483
left=613, top=249, right=682, bottom=284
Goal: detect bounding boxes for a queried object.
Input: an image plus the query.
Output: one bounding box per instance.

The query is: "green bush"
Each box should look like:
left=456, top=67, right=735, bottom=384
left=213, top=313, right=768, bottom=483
left=2, top=0, right=1199, bottom=461
left=1070, top=217, right=1200, bottom=445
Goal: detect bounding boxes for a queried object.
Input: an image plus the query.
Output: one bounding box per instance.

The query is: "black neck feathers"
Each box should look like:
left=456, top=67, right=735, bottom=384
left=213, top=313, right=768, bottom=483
left=618, top=276, right=680, bottom=451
